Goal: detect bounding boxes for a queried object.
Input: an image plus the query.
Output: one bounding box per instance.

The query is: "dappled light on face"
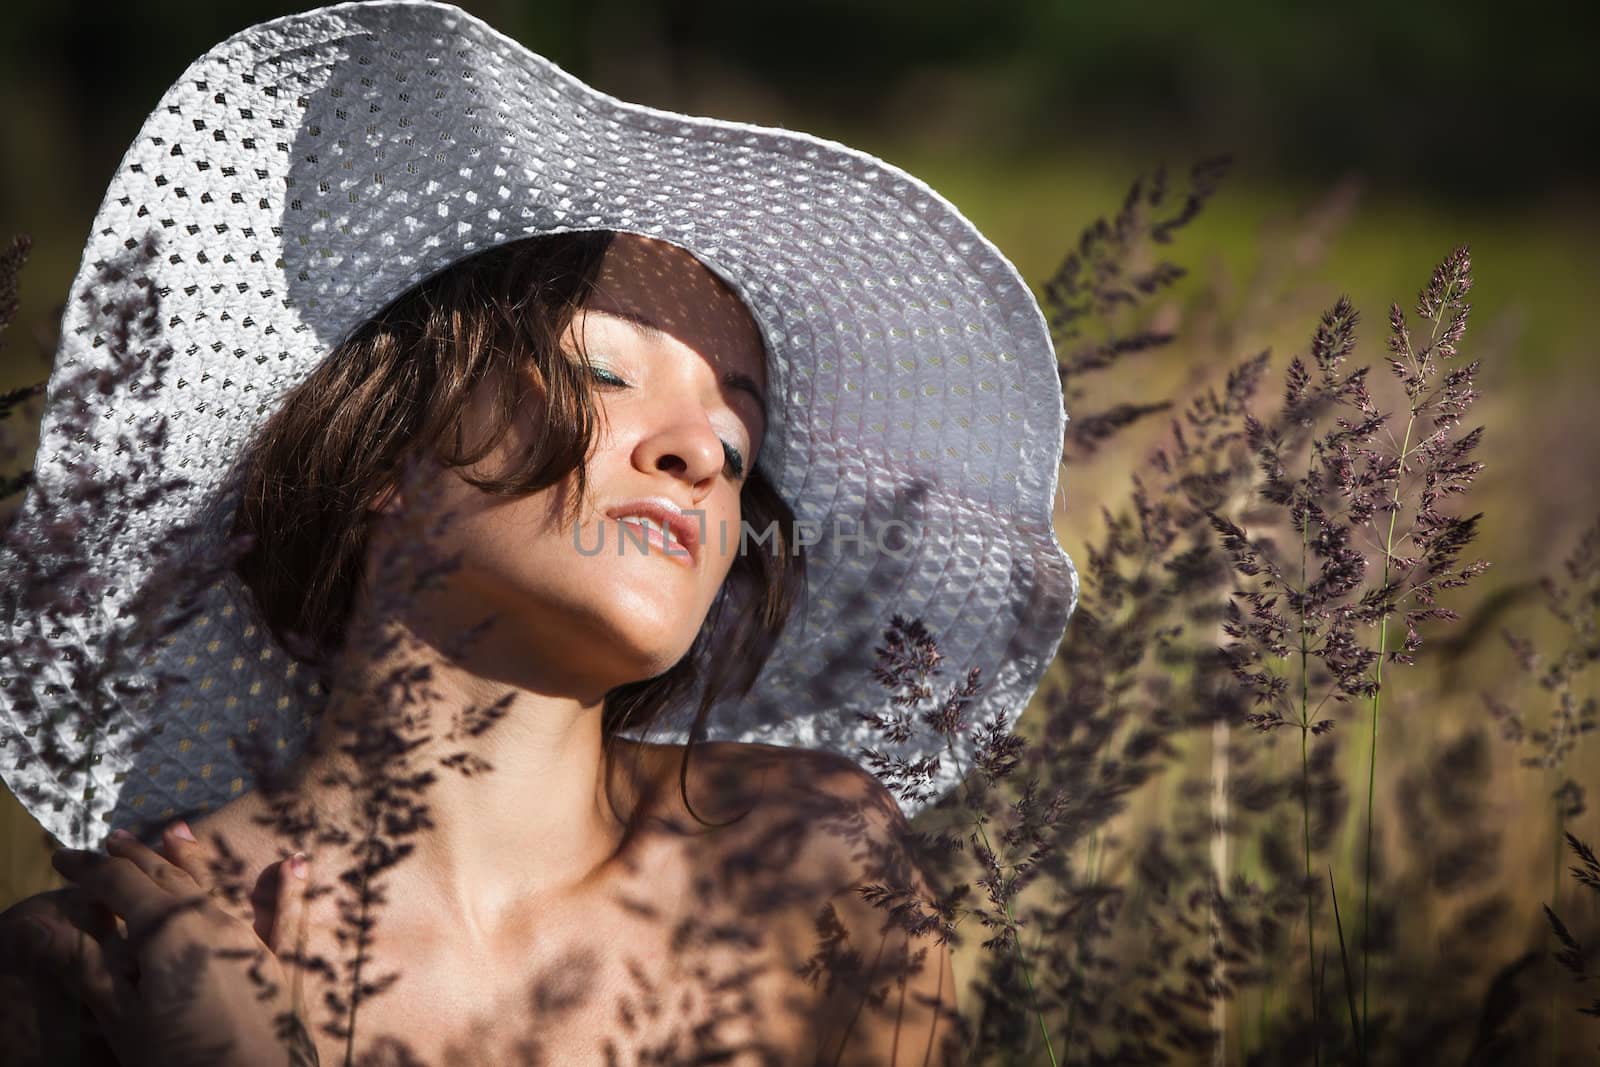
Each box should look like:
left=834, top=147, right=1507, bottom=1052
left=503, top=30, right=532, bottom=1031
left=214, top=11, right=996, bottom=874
left=580, top=233, right=769, bottom=437
left=587, top=234, right=767, bottom=380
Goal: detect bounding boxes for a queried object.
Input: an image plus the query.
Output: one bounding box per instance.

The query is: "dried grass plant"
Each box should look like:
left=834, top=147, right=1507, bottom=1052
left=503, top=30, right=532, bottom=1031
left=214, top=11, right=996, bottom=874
left=1, top=154, right=1595, bottom=1064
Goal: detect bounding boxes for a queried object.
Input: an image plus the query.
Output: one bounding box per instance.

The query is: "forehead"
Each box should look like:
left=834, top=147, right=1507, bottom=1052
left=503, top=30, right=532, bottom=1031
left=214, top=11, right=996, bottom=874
left=581, top=233, right=767, bottom=389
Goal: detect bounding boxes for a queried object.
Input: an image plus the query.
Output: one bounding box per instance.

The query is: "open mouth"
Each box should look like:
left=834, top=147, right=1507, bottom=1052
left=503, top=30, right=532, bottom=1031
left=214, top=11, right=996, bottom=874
left=605, top=501, right=700, bottom=567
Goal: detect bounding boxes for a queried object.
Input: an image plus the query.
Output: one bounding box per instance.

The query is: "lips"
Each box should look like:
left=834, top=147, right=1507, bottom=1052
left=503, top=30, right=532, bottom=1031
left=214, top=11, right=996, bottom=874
left=605, top=499, right=701, bottom=567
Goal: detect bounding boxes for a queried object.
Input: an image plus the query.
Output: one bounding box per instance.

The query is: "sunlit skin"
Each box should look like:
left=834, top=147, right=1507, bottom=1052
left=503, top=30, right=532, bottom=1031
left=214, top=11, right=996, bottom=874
left=292, top=232, right=771, bottom=932
left=380, top=232, right=770, bottom=704
left=0, top=234, right=960, bottom=1066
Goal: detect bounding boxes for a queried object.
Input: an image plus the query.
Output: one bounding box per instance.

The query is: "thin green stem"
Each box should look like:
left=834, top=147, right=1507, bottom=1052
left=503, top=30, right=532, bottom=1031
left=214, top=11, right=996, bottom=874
left=1303, top=726, right=1317, bottom=1063
left=1361, top=418, right=1407, bottom=1054
left=829, top=934, right=893, bottom=1065
left=1329, top=867, right=1363, bottom=1061
left=972, top=815, right=1058, bottom=1066
left=1060, top=832, right=1099, bottom=1055
left=1362, top=287, right=1450, bottom=1052
left=1299, top=501, right=1320, bottom=1067
left=1552, top=795, right=1563, bottom=915
left=949, top=736, right=1058, bottom=1067
left=1549, top=793, right=1564, bottom=1067
left=342, top=802, right=382, bottom=1067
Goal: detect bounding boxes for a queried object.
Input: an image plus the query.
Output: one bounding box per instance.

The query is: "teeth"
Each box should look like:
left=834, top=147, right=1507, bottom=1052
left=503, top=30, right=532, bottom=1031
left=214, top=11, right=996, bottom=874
left=623, top=515, right=673, bottom=540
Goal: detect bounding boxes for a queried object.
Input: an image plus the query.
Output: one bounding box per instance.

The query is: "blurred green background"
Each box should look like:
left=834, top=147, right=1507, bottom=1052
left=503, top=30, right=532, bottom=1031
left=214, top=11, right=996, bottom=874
left=3, top=0, right=1595, bottom=371
left=2, top=0, right=1596, bottom=1060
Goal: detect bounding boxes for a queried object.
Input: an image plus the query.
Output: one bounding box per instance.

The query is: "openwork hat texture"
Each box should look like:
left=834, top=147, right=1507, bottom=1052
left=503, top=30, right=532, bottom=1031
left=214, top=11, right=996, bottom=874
left=0, top=1, right=1078, bottom=848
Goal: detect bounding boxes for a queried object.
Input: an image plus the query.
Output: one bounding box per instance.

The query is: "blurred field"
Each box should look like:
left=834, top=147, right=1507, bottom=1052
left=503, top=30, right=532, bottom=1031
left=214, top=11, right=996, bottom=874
left=5, top=143, right=1597, bottom=1059
left=805, top=145, right=1600, bottom=1060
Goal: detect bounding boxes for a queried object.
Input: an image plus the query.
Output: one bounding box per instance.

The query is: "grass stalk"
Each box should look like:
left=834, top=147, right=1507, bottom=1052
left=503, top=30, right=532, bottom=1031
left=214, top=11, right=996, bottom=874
left=1548, top=791, right=1564, bottom=1067
left=1329, top=868, right=1363, bottom=1062
left=1299, top=494, right=1320, bottom=1067
left=1060, top=830, right=1102, bottom=1058
left=973, top=806, right=1058, bottom=1066
left=1210, top=716, right=1230, bottom=1067
left=1361, top=268, right=1458, bottom=1048
left=341, top=801, right=383, bottom=1067
left=947, top=735, right=1059, bottom=1066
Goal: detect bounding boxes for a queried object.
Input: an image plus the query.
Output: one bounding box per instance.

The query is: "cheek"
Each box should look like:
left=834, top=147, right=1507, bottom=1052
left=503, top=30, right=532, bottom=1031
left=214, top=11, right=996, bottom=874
left=704, top=493, right=747, bottom=573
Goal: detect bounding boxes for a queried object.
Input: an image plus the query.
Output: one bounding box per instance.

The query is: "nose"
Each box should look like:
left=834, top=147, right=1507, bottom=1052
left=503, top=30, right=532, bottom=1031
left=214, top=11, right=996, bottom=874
left=632, top=407, right=725, bottom=492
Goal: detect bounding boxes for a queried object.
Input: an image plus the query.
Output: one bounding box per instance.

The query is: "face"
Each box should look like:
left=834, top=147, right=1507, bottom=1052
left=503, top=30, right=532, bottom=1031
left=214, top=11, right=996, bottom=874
left=375, top=233, right=769, bottom=699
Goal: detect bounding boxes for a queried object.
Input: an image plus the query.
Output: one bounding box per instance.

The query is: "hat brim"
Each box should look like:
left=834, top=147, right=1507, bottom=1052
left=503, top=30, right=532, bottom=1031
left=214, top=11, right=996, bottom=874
left=0, top=0, right=1077, bottom=846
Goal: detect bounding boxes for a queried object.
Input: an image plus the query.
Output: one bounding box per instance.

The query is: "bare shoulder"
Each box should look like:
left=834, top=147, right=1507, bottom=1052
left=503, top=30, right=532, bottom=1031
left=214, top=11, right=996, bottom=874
left=683, top=741, right=914, bottom=875
left=685, top=739, right=904, bottom=816
left=677, top=740, right=944, bottom=946
left=681, top=743, right=964, bottom=1064
left=607, top=741, right=962, bottom=1062
left=624, top=739, right=931, bottom=914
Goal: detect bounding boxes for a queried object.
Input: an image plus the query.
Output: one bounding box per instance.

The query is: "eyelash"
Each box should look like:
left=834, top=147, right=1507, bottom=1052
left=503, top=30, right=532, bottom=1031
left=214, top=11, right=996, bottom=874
left=586, top=365, right=747, bottom=479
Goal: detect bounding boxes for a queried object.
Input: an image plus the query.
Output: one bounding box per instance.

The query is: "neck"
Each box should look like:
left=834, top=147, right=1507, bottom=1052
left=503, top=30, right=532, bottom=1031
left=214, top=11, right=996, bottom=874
left=282, top=611, right=643, bottom=942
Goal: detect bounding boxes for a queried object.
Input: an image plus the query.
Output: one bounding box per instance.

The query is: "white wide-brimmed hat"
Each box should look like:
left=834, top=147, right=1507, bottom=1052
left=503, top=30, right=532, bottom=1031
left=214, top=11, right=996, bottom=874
left=0, top=0, right=1078, bottom=848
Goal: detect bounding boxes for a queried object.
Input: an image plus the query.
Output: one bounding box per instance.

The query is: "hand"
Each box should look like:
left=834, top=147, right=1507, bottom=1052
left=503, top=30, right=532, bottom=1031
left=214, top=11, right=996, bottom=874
left=152, top=820, right=301, bottom=958
left=5, top=832, right=320, bottom=1067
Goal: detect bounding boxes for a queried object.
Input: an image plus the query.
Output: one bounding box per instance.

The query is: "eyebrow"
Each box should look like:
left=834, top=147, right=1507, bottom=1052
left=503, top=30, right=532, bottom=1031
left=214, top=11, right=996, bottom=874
left=721, top=370, right=768, bottom=426
left=603, top=308, right=769, bottom=425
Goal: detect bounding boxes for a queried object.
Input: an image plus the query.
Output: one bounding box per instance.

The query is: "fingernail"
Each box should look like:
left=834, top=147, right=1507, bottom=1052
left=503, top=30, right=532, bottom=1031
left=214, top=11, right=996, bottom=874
left=288, top=852, right=309, bottom=881
left=108, top=829, right=134, bottom=844
left=169, top=821, right=197, bottom=843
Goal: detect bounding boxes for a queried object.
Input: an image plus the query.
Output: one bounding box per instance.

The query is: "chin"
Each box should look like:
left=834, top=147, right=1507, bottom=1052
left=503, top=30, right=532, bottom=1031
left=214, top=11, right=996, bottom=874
left=517, top=588, right=698, bottom=686
left=603, top=619, right=700, bottom=682
left=587, top=574, right=709, bottom=658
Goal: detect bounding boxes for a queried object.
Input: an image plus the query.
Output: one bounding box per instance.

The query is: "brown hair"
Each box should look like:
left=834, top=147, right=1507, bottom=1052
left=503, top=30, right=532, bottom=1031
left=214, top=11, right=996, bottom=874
left=232, top=230, right=804, bottom=752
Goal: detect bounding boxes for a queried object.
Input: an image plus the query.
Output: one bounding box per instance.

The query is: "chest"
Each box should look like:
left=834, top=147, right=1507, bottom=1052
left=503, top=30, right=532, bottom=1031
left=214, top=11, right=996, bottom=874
left=295, top=880, right=819, bottom=1065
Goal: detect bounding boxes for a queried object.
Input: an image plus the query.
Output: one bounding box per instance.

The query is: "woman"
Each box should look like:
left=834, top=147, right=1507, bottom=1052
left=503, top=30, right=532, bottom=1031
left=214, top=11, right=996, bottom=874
left=0, top=3, right=1078, bottom=1064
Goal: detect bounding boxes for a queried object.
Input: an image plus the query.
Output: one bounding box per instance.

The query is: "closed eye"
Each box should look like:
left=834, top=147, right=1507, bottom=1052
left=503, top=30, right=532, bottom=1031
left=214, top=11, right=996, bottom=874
left=723, top=442, right=746, bottom=480
left=586, top=363, right=749, bottom=480
left=587, top=364, right=628, bottom=388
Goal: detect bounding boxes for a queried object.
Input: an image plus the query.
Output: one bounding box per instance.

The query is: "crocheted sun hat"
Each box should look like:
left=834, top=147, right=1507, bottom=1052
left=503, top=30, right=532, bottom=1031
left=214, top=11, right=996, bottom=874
left=0, top=0, right=1078, bottom=848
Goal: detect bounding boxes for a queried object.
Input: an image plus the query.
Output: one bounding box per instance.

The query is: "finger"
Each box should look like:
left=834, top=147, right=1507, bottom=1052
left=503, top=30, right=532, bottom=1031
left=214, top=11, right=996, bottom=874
left=106, top=828, right=202, bottom=894
left=266, top=853, right=310, bottom=959
left=103, top=831, right=214, bottom=948
left=270, top=853, right=323, bottom=1027
left=52, top=885, right=121, bottom=944
left=157, top=819, right=209, bottom=886
left=159, top=820, right=261, bottom=930
left=52, top=848, right=200, bottom=942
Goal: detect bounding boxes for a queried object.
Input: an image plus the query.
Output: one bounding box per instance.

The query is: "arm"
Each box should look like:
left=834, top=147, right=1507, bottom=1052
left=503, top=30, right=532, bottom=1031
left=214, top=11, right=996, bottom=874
left=3, top=835, right=321, bottom=1067
left=0, top=890, right=121, bottom=1067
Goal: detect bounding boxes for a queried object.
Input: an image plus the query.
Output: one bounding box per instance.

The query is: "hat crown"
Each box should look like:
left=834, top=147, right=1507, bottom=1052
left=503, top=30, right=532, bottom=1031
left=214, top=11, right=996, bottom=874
left=2, top=0, right=1077, bottom=846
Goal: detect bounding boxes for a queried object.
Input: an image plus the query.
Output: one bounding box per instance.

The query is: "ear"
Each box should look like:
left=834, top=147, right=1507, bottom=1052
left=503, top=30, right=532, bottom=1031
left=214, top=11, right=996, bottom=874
left=369, top=482, right=404, bottom=516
